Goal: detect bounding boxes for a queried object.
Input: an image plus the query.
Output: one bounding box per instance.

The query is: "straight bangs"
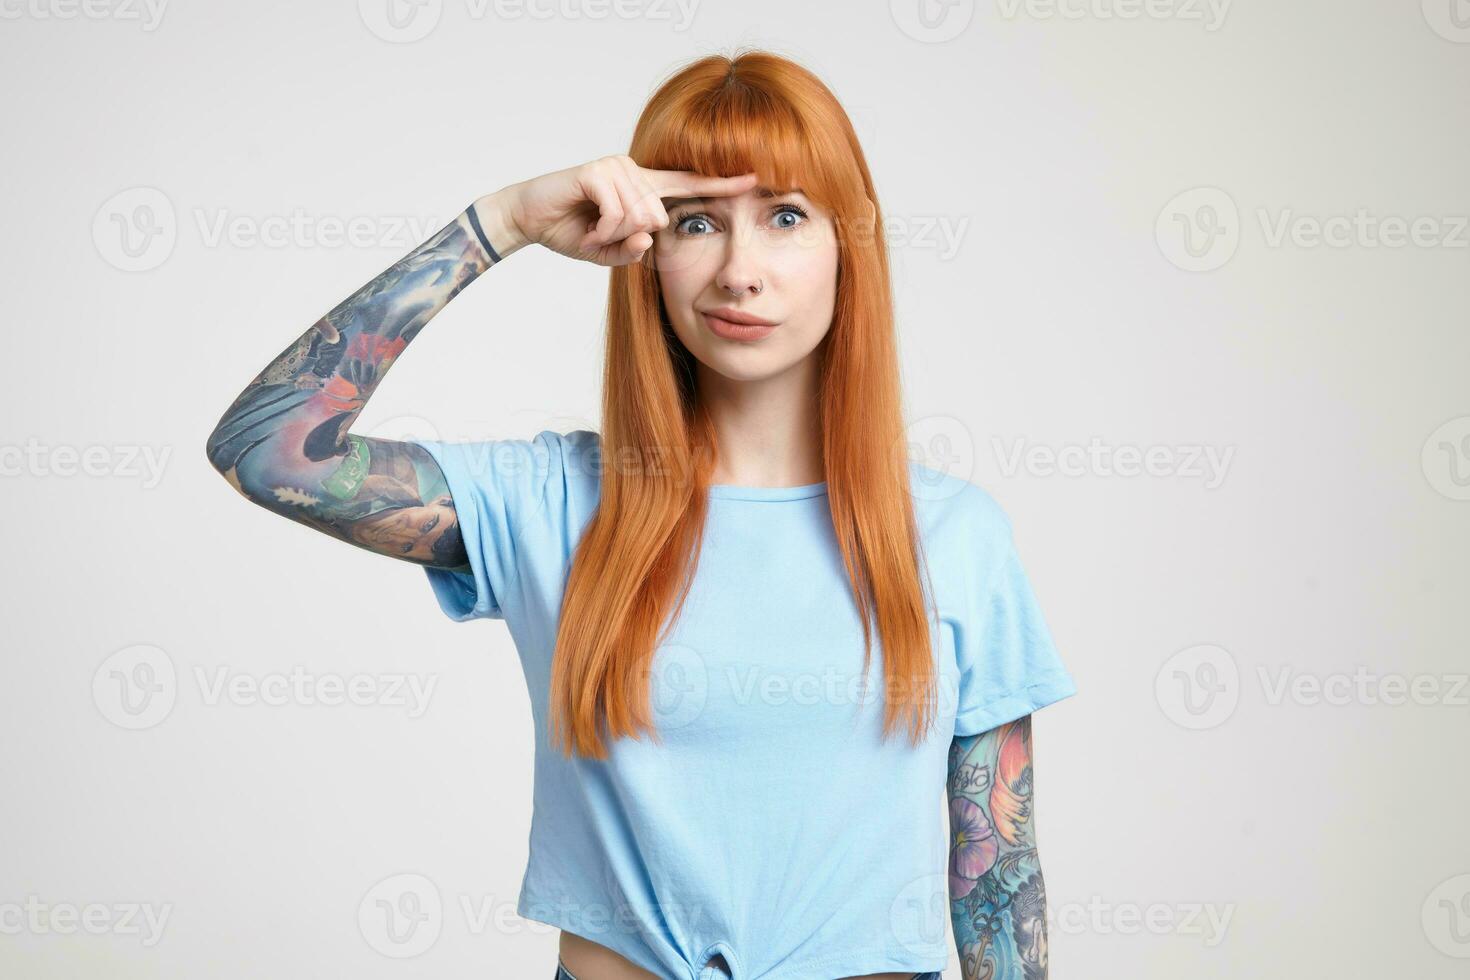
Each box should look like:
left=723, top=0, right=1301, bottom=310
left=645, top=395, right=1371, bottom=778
left=635, top=80, right=861, bottom=223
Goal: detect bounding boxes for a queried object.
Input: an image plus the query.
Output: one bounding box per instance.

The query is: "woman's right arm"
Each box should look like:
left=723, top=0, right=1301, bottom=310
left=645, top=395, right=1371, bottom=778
left=204, top=157, right=756, bottom=567
left=203, top=189, right=530, bottom=567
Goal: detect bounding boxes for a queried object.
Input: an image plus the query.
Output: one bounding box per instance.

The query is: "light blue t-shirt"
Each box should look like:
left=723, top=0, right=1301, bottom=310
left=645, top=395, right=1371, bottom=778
left=406, top=429, right=1076, bottom=980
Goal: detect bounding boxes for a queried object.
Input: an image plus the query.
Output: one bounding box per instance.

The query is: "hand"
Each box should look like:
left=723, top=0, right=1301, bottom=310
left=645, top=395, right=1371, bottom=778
left=501, top=155, right=758, bottom=266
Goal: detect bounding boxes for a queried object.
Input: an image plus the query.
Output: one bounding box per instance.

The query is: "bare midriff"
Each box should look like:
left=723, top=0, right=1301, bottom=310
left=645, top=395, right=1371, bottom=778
left=559, top=931, right=915, bottom=980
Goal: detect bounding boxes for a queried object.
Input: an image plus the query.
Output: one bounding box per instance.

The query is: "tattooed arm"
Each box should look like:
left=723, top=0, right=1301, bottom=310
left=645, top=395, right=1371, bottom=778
left=946, top=715, right=1051, bottom=980
left=206, top=159, right=757, bottom=567
left=204, top=189, right=529, bottom=567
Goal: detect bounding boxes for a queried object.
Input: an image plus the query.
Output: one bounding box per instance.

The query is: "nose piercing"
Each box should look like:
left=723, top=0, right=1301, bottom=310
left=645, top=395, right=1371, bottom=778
left=726, top=279, right=763, bottom=295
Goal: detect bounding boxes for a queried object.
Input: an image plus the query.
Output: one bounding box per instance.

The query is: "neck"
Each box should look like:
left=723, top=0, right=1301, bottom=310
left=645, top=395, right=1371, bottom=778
left=696, top=353, right=824, bottom=487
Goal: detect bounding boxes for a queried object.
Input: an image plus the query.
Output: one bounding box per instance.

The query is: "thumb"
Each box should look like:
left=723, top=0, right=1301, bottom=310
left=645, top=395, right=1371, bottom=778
left=600, top=231, right=652, bottom=266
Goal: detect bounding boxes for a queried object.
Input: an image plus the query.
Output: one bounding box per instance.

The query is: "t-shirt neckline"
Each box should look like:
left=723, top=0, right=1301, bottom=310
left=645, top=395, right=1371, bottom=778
left=707, top=480, right=829, bottom=501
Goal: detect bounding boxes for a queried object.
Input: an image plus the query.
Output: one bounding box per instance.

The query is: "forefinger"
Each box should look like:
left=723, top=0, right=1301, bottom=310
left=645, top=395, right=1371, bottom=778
left=644, top=168, right=759, bottom=202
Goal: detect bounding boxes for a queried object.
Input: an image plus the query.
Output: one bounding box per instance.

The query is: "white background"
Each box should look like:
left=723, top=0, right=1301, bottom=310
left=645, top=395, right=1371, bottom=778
left=2, top=1, right=1468, bottom=977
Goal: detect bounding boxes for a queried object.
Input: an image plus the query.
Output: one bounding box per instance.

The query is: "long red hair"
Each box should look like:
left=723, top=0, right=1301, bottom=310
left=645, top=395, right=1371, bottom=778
left=549, top=49, right=936, bottom=758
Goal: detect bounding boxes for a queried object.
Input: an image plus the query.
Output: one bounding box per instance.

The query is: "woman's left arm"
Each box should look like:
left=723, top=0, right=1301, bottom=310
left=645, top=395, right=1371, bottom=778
left=945, top=714, right=1051, bottom=979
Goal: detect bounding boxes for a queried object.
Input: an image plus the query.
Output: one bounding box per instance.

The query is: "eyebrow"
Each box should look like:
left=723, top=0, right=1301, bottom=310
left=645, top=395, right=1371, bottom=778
left=663, top=186, right=805, bottom=209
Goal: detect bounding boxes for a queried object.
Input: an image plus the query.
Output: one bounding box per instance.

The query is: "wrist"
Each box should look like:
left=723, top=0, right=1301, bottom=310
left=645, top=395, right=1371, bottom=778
left=468, top=188, right=531, bottom=262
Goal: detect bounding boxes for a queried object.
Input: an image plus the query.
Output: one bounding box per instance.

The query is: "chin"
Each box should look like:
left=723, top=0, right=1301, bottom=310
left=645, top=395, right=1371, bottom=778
left=673, top=321, right=827, bottom=383
left=693, top=347, right=796, bottom=383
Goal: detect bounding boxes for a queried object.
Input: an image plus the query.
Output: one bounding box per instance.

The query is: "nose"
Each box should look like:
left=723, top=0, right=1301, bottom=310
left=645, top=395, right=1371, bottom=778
left=719, top=276, right=762, bottom=296
left=713, top=228, right=766, bottom=296
left=715, top=262, right=763, bottom=295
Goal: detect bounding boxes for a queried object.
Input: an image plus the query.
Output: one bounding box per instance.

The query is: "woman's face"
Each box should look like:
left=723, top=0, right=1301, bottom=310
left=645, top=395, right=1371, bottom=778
left=653, top=185, right=839, bottom=383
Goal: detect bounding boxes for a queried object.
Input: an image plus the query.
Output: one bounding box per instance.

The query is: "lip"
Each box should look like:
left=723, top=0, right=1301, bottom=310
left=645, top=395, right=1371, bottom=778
left=700, top=307, right=778, bottom=342
left=702, top=312, right=777, bottom=341
left=703, top=306, right=777, bottom=326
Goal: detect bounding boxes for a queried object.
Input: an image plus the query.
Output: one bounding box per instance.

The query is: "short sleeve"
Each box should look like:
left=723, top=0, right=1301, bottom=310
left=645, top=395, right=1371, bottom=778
left=404, top=431, right=561, bottom=623
left=952, top=528, right=1077, bottom=737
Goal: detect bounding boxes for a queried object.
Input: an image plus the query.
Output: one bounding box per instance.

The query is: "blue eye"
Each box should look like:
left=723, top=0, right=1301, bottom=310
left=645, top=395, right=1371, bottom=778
left=671, top=204, right=811, bottom=237
left=674, top=214, right=714, bottom=236
left=773, top=204, right=809, bottom=228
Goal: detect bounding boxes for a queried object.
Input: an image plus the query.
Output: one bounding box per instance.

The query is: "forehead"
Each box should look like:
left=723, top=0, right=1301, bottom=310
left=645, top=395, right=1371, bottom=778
left=663, top=185, right=807, bottom=210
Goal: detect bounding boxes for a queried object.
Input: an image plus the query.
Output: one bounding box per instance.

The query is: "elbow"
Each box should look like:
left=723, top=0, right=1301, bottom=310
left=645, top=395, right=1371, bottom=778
left=204, top=426, right=235, bottom=480
left=204, top=427, right=224, bottom=473
left=204, top=425, right=257, bottom=500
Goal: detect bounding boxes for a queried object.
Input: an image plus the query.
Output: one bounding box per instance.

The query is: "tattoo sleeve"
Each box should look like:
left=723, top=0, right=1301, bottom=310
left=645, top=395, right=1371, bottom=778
left=205, top=204, right=502, bottom=566
left=946, top=714, right=1051, bottom=980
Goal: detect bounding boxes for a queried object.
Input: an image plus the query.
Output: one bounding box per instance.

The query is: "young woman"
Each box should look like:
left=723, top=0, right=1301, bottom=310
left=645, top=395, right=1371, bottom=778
left=206, top=50, right=1076, bottom=980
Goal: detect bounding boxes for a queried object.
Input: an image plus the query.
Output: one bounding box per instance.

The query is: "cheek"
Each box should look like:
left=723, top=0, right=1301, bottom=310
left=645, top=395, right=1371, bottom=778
left=782, top=221, right=839, bottom=280
left=652, top=234, right=723, bottom=295
left=652, top=259, right=708, bottom=328
left=654, top=270, right=692, bottom=320
left=781, top=241, right=840, bottom=321
left=653, top=264, right=706, bottom=351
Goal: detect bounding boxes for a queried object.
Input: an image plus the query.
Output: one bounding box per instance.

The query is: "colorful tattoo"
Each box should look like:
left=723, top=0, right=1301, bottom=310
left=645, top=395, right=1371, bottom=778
left=947, top=715, right=1049, bottom=980
left=206, top=206, right=498, bottom=565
